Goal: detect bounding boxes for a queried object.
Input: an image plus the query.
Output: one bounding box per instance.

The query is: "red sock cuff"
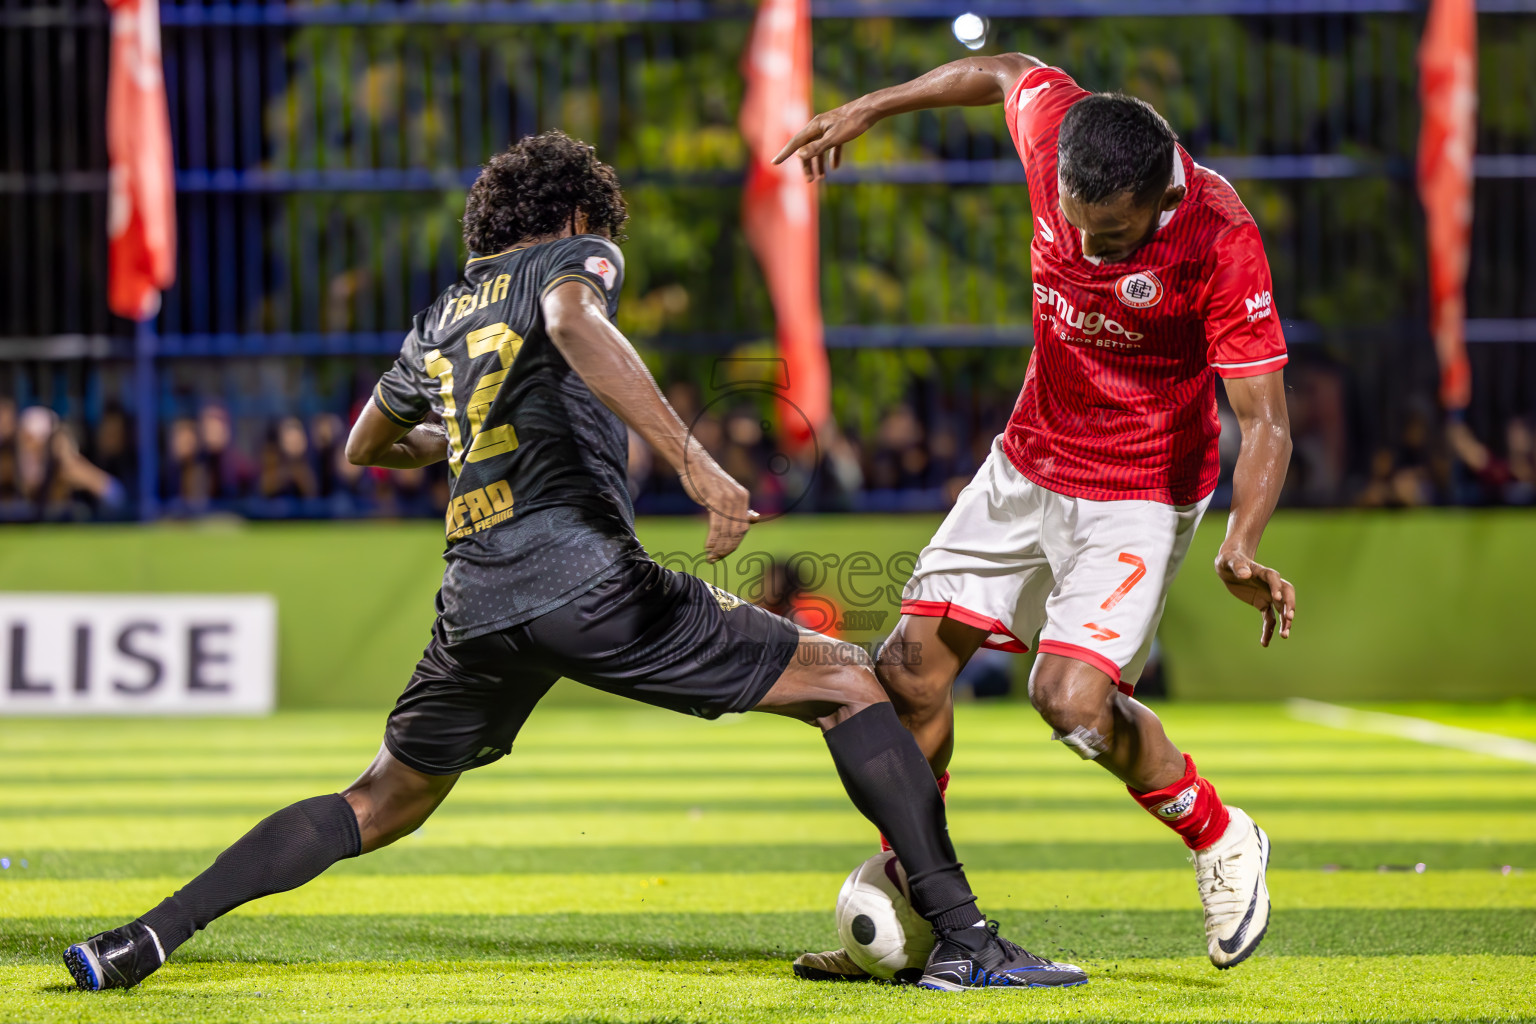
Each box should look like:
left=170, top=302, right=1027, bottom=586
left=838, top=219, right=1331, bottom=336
left=1128, top=754, right=1231, bottom=851
left=1129, top=754, right=1199, bottom=805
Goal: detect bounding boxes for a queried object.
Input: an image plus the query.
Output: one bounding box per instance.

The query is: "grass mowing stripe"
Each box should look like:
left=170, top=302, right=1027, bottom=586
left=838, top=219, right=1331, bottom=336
left=14, top=796, right=1536, bottom=818
left=13, top=841, right=1532, bottom=879
left=10, top=764, right=1535, bottom=785
left=1289, top=699, right=1536, bottom=764
left=5, top=703, right=1531, bottom=1023
left=11, top=809, right=1534, bottom=849
left=21, top=773, right=1536, bottom=803
left=5, top=956, right=1534, bottom=1023
left=7, top=909, right=1534, bottom=965
left=6, top=870, right=1529, bottom=918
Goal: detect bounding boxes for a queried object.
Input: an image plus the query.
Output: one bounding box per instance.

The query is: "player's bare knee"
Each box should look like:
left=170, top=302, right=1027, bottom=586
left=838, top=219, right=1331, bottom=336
left=343, top=775, right=444, bottom=851
left=876, top=638, right=947, bottom=717
left=351, top=790, right=435, bottom=851
left=796, top=641, right=884, bottom=729
left=1029, top=665, right=1115, bottom=754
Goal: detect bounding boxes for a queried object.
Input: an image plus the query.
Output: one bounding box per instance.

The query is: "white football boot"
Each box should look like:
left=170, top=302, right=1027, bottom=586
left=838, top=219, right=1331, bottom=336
left=1192, top=806, right=1271, bottom=968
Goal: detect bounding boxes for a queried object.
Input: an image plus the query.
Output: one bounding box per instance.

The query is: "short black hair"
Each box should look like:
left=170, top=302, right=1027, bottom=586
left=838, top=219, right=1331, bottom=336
left=462, top=130, right=628, bottom=253
left=1057, top=93, right=1178, bottom=205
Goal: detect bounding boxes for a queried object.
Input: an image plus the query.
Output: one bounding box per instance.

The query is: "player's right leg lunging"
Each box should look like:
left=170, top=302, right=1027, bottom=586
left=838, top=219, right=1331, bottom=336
left=63, top=746, right=457, bottom=991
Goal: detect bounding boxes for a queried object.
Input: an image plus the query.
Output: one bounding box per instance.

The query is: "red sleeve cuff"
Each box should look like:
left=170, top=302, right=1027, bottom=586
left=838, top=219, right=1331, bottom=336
left=1212, top=353, right=1288, bottom=379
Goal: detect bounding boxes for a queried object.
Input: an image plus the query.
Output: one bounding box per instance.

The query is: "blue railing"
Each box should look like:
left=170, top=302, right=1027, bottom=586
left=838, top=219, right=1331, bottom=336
left=3, top=0, right=1535, bottom=520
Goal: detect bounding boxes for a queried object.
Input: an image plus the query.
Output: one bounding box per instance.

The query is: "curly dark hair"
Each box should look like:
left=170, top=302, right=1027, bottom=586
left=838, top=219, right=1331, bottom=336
left=1058, top=93, right=1178, bottom=205
left=462, top=130, right=629, bottom=254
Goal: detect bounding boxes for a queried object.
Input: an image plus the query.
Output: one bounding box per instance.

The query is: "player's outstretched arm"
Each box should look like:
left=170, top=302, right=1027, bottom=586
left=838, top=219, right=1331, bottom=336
left=345, top=404, right=448, bottom=468
left=1218, top=370, right=1296, bottom=646
left=773, top=53, right=1044, bottom=181
left=543, top=280, right=753, bottom=562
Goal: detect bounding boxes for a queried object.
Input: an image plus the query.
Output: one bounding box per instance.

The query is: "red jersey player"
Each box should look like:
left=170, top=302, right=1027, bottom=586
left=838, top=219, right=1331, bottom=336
left=777, top=54, right=1295, bottom=978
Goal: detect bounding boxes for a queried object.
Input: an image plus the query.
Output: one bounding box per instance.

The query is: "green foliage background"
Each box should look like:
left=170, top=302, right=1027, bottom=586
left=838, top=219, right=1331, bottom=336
left=255, top=11, right=1536, bottom=426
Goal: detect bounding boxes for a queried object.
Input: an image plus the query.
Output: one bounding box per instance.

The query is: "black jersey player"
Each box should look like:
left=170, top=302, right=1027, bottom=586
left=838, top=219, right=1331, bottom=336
left=63, top=131, right=1085, bottom=993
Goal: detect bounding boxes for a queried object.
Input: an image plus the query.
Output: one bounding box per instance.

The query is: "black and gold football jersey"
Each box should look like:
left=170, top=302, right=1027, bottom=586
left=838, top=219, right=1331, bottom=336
left=372, top=235, right=643, bottom=642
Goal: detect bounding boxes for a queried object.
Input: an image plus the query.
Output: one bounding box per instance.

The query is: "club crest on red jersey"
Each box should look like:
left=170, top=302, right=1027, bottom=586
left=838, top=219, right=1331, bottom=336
left=1114, top=271, right=1164, bottom=310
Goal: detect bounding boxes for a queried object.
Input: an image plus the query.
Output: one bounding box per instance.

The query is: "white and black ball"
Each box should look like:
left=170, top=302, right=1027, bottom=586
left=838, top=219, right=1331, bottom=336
left=834, top=851, right=935, bottom=981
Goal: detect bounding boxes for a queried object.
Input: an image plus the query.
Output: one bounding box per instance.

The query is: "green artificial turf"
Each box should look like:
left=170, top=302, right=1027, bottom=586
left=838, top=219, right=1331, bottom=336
left=2, top=703, right=1533, bottom=1023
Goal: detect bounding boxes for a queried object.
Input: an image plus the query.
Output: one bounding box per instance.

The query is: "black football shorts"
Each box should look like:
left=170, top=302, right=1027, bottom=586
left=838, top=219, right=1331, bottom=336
left=384, top=555, right=802, bottom=775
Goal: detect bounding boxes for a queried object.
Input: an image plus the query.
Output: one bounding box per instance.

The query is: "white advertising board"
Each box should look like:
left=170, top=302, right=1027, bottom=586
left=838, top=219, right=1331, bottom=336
left=0, top=594, right=276, bottom=715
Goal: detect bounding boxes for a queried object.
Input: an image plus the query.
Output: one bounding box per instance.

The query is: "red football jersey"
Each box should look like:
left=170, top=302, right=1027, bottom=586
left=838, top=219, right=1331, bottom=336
left=1001, top=66, right=1287, bottom=505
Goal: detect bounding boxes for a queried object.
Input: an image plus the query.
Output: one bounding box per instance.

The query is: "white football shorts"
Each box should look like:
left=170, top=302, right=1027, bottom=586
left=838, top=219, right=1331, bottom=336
left=901, top=436, right=1210, bottom=693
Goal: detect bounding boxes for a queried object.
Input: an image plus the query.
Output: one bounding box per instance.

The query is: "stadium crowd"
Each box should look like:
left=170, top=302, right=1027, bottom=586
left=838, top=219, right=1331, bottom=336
left=2, top=381, right=1533, bottom=523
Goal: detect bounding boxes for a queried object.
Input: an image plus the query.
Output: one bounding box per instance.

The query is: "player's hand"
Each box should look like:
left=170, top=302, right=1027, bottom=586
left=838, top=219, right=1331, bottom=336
left=1214, top=547, right=1295, bottom=647
left=772, top=104, right=877, bottom=182
left=680, top=459, right=757, bottom=563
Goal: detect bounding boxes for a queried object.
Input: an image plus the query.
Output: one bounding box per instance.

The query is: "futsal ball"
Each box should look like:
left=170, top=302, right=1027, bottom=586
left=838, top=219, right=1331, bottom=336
left=835, top=851, right=935, bottom=981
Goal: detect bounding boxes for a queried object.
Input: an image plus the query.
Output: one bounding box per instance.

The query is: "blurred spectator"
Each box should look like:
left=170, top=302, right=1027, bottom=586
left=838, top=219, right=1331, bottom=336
left=1511, top=418, right=1536, bottom=505
left=259, top=416, right=320, bottom=499
left=92, top=406, right=137, bottom=498
left=373, top=464, right=437, bottom=518
left=163, top=417, right=211, bottom=512
left=1358, top=406, right=1440, bottom=508
left=867, top=405, right=929, bottom=491
left=309, top=412, right=349, bottom=497
left=14, top=406, right=124, bottom=519
left=1282, top=364, right=1349, bottom=506
left=1447, top=415, right=1536, bottom=506
left=0, top=397, right=18, bottom=503
left=7, top=365, right=1533, bottom=521
left=201, top=405, right=256, bottom=500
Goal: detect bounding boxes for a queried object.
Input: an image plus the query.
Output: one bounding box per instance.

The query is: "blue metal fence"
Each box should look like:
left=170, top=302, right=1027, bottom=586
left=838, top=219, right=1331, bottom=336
left=2, top=0, right=1535, bottom=519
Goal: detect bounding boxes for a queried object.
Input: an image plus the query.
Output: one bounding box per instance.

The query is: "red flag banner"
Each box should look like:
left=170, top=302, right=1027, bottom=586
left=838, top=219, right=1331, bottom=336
left=739, top=0, right=829, bottom=448
left=1417, top=0, right=1477, bottom=410
left=106, top=0, right=176, bottom=321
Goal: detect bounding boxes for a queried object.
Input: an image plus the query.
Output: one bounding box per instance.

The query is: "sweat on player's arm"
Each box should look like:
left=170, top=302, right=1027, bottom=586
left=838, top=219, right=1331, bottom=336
left=542, top=279, right=754, bottom=563
left=1218, top=369, right=1296, bottom=646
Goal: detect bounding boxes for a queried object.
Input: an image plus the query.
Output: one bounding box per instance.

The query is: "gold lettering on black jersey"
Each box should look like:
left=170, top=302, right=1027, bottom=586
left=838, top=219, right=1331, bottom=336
left=491, top=274, right=510, bottom=303
left=445, top=482, right=516, bottom=540
left=452, top=293, right=476, bottom=324
left=461, top=323, right=523, bottom=465
left=486, top=480, right=513, bottom=511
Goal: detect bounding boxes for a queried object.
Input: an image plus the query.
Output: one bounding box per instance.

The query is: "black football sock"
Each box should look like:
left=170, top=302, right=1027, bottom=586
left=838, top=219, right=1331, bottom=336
left=138, top=794, right=362, bottom=955
left=822, top=703, right=984, bottom=932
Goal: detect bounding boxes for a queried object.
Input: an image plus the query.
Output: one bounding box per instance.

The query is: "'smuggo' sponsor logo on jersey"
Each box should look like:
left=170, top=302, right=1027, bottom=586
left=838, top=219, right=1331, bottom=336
left=1114, top=271, right=1164, bottom=309
left=1033, top=283, right=1144, bottom=343
left=1244, top=289, right=1273, bottom=322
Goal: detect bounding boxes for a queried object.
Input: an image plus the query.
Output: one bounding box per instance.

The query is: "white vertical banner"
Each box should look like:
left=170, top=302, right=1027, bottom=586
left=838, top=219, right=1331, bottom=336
left=0, top=594, right=276, bottom=715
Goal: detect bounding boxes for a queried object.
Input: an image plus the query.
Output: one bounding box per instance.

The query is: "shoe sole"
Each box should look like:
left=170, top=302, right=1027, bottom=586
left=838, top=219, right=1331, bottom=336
left=1213, top=824, right=1272, bottom=971
left=63, top=944, right=102, bottom=991
left=917, top=974, right=1089, bottom=991
left=792, top=963, right=872, bottom=983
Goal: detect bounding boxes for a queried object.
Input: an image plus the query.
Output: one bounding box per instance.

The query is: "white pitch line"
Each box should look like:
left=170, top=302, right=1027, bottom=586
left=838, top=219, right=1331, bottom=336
left=1286, top=698, right=1536, bottom=766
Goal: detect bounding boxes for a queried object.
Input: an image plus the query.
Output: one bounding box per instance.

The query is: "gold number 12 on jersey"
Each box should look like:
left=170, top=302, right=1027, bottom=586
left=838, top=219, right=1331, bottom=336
left=423, top=322, right=525, bottom=474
